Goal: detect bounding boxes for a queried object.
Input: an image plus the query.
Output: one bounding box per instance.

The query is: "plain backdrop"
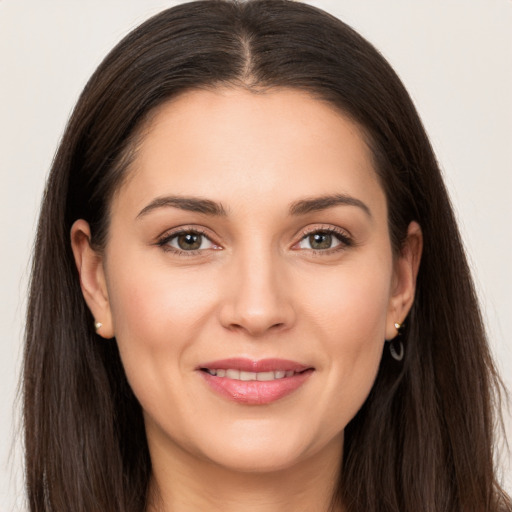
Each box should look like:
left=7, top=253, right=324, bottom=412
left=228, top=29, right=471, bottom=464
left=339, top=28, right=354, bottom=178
left=1, top=0, right=511, bottom=509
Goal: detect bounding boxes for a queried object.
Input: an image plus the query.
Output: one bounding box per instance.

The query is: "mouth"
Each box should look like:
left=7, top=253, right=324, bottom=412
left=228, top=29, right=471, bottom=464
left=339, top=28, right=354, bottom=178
left=197, top=358, right=314, bottom=405
left=200, top=368, right=307, bottom=380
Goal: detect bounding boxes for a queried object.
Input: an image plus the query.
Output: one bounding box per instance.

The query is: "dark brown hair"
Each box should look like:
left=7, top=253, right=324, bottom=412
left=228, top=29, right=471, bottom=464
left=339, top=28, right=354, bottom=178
left=24, top=1, right=510, bottom=511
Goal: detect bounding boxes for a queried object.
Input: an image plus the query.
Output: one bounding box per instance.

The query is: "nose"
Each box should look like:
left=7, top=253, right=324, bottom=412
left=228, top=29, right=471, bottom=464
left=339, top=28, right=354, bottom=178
left=218, top=246, right=296, bottom=337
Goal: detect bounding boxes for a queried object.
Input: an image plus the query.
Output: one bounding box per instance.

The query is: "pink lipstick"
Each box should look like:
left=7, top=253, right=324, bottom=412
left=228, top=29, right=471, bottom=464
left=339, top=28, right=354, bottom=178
left=197, top=358, right=314, bottom=405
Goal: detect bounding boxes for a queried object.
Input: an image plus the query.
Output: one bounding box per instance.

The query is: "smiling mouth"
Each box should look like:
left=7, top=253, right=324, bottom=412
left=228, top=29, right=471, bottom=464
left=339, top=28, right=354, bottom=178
left=197, top=359, right=314, bottom=404
left=200, top=368, right=308, bottom=381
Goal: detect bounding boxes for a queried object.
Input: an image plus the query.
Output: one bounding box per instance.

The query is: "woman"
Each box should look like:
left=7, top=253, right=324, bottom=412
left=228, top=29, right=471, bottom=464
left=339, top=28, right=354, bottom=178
left=23, top=1, right=511, bottom=511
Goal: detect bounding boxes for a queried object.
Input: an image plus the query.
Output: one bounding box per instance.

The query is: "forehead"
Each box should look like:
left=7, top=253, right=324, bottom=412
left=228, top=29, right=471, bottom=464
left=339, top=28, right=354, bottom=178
left=113, top=87, right=386, bottom=220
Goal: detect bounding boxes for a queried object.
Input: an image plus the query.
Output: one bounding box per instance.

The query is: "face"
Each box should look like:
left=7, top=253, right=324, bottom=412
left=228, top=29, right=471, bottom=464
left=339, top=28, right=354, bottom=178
left=73, top=88, right=420, bottom=474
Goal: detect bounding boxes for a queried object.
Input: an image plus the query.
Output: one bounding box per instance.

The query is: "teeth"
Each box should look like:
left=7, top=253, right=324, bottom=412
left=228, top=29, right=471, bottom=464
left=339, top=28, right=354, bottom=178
left=226, top=369, right=240, bottom=379
left=256, top=371, right=275, bottom=381
left=204, top=369, right=301, bottom=381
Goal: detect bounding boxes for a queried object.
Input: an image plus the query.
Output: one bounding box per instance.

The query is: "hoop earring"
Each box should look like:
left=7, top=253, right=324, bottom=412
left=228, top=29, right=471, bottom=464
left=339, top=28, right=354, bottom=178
left=388, top=321, right=404, bottom=361
left=389, top=339, right=404, bottom=361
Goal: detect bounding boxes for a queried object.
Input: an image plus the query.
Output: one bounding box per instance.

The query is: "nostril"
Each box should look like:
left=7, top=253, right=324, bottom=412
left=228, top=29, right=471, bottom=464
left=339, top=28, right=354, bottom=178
left=218, top=299, right=296, bottom=336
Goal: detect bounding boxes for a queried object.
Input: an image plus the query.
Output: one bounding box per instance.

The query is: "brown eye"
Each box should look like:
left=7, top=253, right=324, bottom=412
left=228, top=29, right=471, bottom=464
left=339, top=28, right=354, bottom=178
left=162, top=230, right=217, bottom=252
left=308, top=232, right=333, bottom=250
left=297, top=229, right=349, bottom=251
left=176, top=232, right=203, bottom=250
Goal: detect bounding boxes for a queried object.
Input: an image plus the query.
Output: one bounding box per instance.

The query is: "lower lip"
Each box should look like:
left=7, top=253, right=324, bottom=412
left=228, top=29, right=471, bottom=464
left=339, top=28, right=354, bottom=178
left=199, top=370, right=314, bottom=405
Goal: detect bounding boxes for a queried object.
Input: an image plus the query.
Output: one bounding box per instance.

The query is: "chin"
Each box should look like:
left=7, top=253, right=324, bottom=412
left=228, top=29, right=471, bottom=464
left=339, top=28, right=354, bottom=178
left=202, top=443, right=311, bottom=474
left=190, top=423, right=339, bottom=474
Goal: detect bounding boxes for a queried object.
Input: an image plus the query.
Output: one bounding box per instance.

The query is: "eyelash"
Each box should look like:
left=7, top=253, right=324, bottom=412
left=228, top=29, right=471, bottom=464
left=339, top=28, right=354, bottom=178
left=156, top=227, right=215, bottom=256
left=295, top=226, right=353, bottom=255
left=156, top=225, right=353, bottom=257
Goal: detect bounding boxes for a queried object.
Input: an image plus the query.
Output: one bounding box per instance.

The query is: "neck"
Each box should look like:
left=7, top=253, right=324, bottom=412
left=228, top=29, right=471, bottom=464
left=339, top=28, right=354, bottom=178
left=146, top=433, right=344, bottom=512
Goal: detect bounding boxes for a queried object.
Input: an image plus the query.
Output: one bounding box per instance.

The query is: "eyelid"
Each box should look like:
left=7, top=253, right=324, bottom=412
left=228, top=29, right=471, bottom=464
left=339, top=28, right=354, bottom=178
left=154, top=223, right=353, bottom=257
left=156, top=225, right=222, bottom=256
left=292, top=225, right=353, bottom=252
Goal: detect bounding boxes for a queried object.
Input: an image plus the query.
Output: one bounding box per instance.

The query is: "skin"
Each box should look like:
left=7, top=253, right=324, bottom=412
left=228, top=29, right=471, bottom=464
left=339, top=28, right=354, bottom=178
left=71, top=88, right=422, bottom=512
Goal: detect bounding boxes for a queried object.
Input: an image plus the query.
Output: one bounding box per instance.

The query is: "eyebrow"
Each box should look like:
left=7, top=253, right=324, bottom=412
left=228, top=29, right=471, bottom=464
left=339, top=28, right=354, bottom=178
left=136, top=196, right=228, bottom=219
left=289, top=194, right=372, bottom=218
left=136, top=193, right=371, bottom=219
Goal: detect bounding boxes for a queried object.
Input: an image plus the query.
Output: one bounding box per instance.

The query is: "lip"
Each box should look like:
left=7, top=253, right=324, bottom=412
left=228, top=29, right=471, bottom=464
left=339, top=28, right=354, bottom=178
left=197, top=358, right=314, bottom=405
left=198, top=358, right=311, bottom=373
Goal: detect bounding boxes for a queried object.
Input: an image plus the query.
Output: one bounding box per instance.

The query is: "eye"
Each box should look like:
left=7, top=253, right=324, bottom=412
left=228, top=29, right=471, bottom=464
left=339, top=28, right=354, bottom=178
left=158, top=229, right=218, bottom=253
left=295, top=228, right=352, bottom=252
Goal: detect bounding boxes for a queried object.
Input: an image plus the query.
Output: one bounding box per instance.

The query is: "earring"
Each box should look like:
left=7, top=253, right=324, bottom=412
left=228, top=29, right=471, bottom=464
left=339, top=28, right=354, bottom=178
left=94, top=321, right=103, bottom=331
left=388, top=321, right=404, bottom=361
left=389, top=339, right=404, bottom=361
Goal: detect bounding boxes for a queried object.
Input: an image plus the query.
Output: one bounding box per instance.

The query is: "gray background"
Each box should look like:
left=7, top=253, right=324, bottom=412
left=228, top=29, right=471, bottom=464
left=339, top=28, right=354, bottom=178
left=1, top=0, right=511, bottom=509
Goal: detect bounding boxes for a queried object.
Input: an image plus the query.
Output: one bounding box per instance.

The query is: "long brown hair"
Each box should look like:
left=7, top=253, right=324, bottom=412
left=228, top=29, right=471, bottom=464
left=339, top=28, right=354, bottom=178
left=24, top=1, right=510, bottom=511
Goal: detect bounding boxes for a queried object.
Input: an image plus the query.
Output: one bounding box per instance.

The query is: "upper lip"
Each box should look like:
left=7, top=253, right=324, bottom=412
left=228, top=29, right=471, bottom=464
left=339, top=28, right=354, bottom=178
left=198, top=358, right=313, bottom=373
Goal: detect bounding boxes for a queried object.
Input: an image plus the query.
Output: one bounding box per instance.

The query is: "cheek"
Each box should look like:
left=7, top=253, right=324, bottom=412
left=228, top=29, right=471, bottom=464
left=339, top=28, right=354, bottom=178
left=296, top=256, right=392, bottom=426
left=299, top=255, right=392, bottom=345
left=321, top=277, right=389, bottom=381
left=105, top=259, right=219, bottom=392
left=108, top=259, right=215, bottom=339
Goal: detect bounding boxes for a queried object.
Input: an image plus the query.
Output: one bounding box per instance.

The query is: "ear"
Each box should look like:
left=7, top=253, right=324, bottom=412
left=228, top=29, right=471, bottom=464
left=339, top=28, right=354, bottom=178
left=70, top=219, right=114, bottom=339
left=385, top=221, right=423, bottom=340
